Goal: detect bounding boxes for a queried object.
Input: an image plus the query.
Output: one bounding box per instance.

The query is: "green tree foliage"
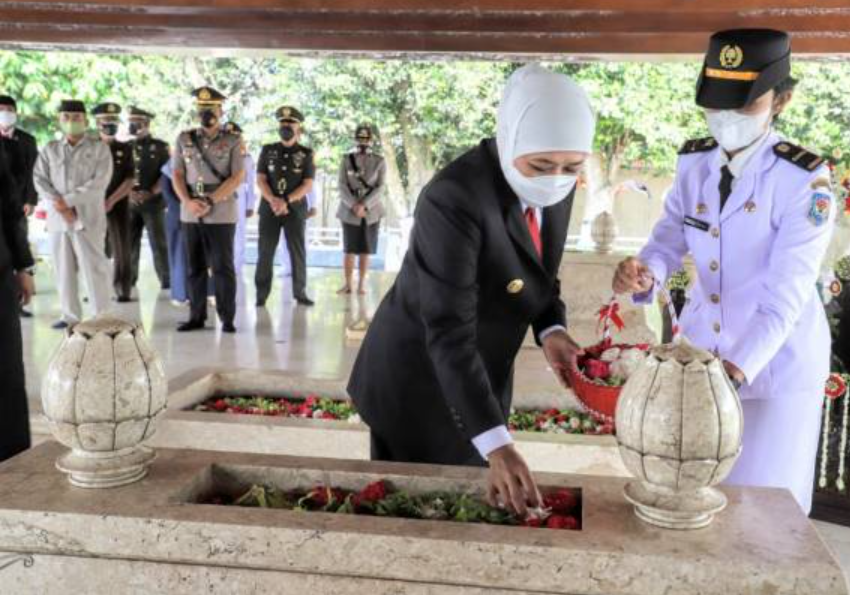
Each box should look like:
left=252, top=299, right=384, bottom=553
left=2, top=50, right=848, bottom=223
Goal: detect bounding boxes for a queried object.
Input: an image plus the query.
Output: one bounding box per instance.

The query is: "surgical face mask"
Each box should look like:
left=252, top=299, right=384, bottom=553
left=705, top=108, right=772, bottom=153
left=0, top=111, right=17, bottom=128
left=60, top=120, right=87, bottom=137
left=99, top=122, right=119, bottom=137
left=505, top=166, right=577, bottom=208
left=357, top=142, right=370, bottom=153
left=279, top=125, right=296, bottom=142
left=199, top=110, right=218, bottom=129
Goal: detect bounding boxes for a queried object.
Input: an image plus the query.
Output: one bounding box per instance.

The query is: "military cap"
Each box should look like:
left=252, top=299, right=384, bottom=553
left=0, top=95, right=17, bottom=110
left=58, top=100, right=86, bottom=114
left=696, top=29, right=792, bottom=110
left=224, top=122, right=243, bottom=135
left=92, top=102, right=122, bottom=118
left=192, top=86, right=226, bottom=105
left=128, top=106, right=155, bottom=119
left=275, top=106, right=304, bottom=123
left=355, top=124, right=374, bottom=140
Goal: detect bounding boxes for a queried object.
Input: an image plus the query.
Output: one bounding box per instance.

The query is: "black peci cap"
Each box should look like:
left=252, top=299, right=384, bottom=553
left=0, top=95, right=17, bottom=110
left=696, top=29, right=792, bottom=110
left=58, top=100, right=87, bottom=114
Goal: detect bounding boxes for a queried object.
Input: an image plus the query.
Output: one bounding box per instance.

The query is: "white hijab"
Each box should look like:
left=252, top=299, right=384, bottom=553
left=496, top=64, right=596, bottom=207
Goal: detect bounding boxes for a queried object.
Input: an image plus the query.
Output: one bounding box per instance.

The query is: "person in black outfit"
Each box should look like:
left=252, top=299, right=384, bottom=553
left=94, top=102, right=135, bottom=302
left=347, top=65, right=596, bottom=516
left=0, top=95, right=38, bottom=318
left=255, top=106, right=315, bottom=307
left=0, top=135, right=36, bottom=462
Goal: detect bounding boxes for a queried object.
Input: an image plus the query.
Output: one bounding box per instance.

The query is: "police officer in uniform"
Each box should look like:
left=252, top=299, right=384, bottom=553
left=255, top=106, right=315, bottom=307
left=614, top=29, right=836, bottom=513
left=94, top=102, right=135, bottom=302
left=171, top=86, right=245, bottom=333
left=336, top=123, right=386, bottom=295
left=128, top=106, right=171, bottom=293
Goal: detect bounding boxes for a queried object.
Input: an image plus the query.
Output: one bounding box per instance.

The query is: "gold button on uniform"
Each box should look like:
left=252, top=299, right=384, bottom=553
left=744, top=201, right=757, bottom=213
left=711, top=294, right=720, bottom=304
left=507, top=279, right=524, bottom=294
left=709, top=260, right=719, bottom=272
left=696, top=203, right=708, bottom=215
left=713, top=322, right=721, bottom=333
left=711, top=227, right=720, bottom=238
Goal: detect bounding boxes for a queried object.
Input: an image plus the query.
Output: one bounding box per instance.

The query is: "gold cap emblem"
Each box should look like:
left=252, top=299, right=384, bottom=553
left=507, top=279, right=524, bottom=294
left=719, top=44, right=744, bottom=69
left=199, top=88, right=211, bottom=101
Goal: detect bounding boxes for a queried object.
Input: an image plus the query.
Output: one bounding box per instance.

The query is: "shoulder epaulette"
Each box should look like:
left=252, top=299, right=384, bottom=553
left=774, top=142, right=826, bottom=172
left=678, top=137, right=718, bottom=155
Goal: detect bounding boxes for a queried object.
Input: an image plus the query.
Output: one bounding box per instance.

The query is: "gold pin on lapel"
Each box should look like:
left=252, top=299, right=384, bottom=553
left=696, top=203, right=708, bottom=215
left=744, top=201, right=757, bottom=213
left=507, top=279, right=524, bottom=294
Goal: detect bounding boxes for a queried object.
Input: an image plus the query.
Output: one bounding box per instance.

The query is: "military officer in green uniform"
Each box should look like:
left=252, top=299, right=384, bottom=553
left=94, top=102, right=135, bottom=302
left=171, top=86, right=245, bottom=333
left=255, top=105, right=316, bottom=307
left=127, top=106, right=171, bottom=293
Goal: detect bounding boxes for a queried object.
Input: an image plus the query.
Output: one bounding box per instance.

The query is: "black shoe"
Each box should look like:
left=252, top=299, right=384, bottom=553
left=296, top=297, right=315, bottom=306
left=117, top=295, right=131, bottom=303
left=51, top=320, right=69, bottom=330
left=19, top=308, right=32, bottom=318
left=161, top=283, right=170, bottom=291
left=221, top=322, right=236, bottom=334
left=177, top=319, right=205, bottom=332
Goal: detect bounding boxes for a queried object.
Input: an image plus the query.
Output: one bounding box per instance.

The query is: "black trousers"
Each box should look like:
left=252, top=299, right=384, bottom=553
left=106, top=199, right=133, bottom=300
left=129, top=199, right=170, bottom=289
left=183, top=222, right=236, bottom=325
left=255, top=210, right=307, bottom=304
left=0, top=268, right=30, bottom=462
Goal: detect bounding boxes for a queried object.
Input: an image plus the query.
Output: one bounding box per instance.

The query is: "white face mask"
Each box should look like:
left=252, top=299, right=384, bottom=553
left=706, top=108, right=771, bottom=152
left=0, top=111, right=17, bottom=129
left=505, top=166, right=577, bottom=208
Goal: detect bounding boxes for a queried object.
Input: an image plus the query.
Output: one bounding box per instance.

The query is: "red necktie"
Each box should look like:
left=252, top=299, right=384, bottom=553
left=525, top=207, right=542, bottom=257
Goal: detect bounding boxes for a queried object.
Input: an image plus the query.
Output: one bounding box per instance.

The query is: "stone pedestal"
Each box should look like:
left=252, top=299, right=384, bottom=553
left=0, top=443, right=845, bottom=595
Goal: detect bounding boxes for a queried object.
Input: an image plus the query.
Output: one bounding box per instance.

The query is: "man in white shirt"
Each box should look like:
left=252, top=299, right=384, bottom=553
left=33, top=100, right=113, bottom=329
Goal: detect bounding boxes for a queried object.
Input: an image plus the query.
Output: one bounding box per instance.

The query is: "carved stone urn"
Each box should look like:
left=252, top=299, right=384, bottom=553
left=591, top=211, right=618, bottom=254
left=41, top=315, right=167, bottom=488
left=615, top=340, right=743, bottom=529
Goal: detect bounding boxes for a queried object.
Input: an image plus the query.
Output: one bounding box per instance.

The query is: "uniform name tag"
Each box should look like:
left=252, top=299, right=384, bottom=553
left=684, top=216, right=710, bottom=232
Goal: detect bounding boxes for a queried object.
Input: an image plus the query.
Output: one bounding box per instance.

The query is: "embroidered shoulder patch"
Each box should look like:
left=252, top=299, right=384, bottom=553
left=775, top=142, right=826, bottom=171
left=678, top=137, right=718, bottom=155
left=809, top=191, right=832, bottom=227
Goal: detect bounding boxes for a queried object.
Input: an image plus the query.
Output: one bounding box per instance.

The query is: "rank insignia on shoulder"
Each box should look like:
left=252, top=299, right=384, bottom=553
left=679, top=137, right=718, bottom=155
left=774, top=142, right=826, bottom=171
left=809, top=191, right=832, bottom=227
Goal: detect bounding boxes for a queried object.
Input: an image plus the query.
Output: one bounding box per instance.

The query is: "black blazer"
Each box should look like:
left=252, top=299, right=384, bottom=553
left=347, top=138, right=572, bottom=465
left=5, top=129, right=38, bottom=208
left=0, top=139, right=34, bottom=275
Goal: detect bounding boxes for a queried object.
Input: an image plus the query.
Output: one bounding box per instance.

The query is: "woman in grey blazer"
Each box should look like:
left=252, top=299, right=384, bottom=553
left=336, top=124, right=386, bottom=295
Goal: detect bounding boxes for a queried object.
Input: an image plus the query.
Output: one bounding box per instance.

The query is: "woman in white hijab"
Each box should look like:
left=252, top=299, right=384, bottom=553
left=348, top=65, right=596, bottom=516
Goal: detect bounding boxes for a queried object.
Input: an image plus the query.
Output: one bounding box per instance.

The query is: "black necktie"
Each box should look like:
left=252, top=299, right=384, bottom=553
left=719, top=165, right=733, bottom=212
